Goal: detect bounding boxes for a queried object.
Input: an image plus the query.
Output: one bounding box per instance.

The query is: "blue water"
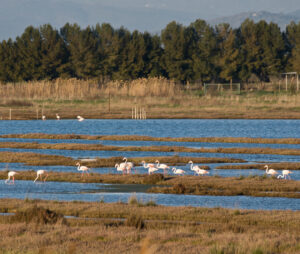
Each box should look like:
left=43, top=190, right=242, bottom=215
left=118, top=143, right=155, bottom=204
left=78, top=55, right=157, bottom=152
left=0, top=119, right=299, bottom=209
left=0, top=180, right=299, bottom=210
left=0, top=119, right=299, bottom=138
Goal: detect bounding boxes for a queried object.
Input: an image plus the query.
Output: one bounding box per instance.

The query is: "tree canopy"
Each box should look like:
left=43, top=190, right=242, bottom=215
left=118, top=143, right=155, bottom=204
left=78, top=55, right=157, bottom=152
left=0, top=19, right=299, bottom=83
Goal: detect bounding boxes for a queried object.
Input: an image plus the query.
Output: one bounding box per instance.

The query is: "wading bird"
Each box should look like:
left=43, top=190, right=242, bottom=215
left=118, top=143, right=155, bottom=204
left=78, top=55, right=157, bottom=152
left=56, top=113, right=60, bottom=120
left=188, top=161, right=201, bottom=175
left=277, top=170, right=293, bottom=180
left=34, top=170, right=48, bottom=183
left=115, top=163, right=127, bottom=175
left=264, top=165, right=278, bottom=177
left=148, top=166, right=159, bottom=175
left=5, top=171, right=18, bottom=184
left=155, top=160, right=169, bottom=175
left=76, top=162, right=90, bottom=177
left=141, top=161, right=155, bottom=168
left=172, top=167, right=185, bottom=176
left=77, top=116, right=84, bottom=121
left=123, top=157, right=134, bottom=174
left=194, top=168, right=209, bottom=176
left=42, top=115, right=46, bottom=120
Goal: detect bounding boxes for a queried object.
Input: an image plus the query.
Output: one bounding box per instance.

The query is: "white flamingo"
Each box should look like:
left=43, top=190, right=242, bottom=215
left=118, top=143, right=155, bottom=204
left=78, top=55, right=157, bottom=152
left=56, top=113, right=60, bottom=120
left=123, top=157, right=134, bottom=174
left=172, top=167, right=185, bottom=176
left=277, top=170, right=293, bottom=180
left=264, top=165, right=278, bottom=176
left=5, top=171, right=18, bottom=184
left=76, top=162, right=90, bottom=177
left=34, top=170, right=48, bottom=183
left=141, top=161, right=155, bottom=168
left=155, top=160, right=169, bottom=175
left=148, top=166, right=159, bottom=175
left=194, top=168, right=209, bottom=176
left=77, top=116, right=84, bottom=121
left=188, top=161, right=201, bottom=175
left=115, top=163, right=127, bottom=175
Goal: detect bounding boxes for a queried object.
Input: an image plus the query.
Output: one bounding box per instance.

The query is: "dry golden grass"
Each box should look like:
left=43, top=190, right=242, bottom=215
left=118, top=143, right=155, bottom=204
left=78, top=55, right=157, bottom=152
left=2, top=133, right=300, bottom=144
left=0, top=141, right=300, bottom=156
left=0, top=199, right=299, bottom=254
left=0, top=78, right=300, bottom=119
left=0, top=151, right=244, bottom=167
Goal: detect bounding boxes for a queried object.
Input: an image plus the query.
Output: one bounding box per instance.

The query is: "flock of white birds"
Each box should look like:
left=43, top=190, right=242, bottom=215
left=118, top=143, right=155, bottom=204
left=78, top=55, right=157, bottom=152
left=3, top=158, right=293, bottom=185
left=41, top=114, right=85, bottom=121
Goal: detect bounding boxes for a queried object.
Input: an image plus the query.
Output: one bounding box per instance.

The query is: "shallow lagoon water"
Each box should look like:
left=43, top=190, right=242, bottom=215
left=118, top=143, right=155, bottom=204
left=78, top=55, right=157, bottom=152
left=0, top=119, right=300, bottom=138
left=1, top=180, right=299, bottom=210
left=2, top=161, right=300, bottom=181
left=1, top=119, right=299, bottom=209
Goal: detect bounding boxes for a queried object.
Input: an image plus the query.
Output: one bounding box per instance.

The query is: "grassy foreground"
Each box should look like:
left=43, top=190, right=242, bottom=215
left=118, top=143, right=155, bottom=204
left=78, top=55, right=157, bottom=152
left=0, top=199, right=299, bottom=254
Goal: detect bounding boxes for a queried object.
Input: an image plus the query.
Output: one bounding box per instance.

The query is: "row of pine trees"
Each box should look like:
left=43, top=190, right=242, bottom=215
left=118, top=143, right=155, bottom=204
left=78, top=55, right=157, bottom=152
left=0, top=19, right=299, bottom=83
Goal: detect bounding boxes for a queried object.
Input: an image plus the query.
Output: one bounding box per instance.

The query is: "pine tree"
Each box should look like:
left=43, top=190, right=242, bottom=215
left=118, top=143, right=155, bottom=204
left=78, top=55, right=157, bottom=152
left=216, top=23, right=240, bottom=82
left=39, top=24, right=68, bottom=79
left=189, top=19, right=218, bottom=83
left=286, top=22, right=300, bottom=72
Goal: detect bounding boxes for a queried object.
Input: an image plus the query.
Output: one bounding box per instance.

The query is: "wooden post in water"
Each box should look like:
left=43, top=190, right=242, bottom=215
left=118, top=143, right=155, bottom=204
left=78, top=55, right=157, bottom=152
left=131, top=107, right=134, bottom=119
left=108, top=89, right=111, bottom=113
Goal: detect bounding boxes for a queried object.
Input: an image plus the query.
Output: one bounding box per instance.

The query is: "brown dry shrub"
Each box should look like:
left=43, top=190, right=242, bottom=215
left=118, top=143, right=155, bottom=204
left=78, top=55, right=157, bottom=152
left=142, top=174, right=164, bottom=184
left=173, top=183, right=186, bottom=194
left=125, top=214, right=145, bottom=229
left=10, top=205, right=66, bottom=225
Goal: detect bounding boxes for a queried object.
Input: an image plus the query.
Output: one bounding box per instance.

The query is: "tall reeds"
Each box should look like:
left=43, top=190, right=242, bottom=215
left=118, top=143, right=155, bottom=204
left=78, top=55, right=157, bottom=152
left=0, top=77, right=180, bottom=100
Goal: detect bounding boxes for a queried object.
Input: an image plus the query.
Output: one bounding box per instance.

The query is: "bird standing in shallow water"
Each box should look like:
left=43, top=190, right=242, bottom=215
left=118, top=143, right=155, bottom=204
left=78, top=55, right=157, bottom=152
left=76, top=162, right=90, bottom=177
left=77, top=116, right=84, bottom=121
left=172, top=167, right=185, bottom=176
left=277, top=170, right=292, bottom=180
left=34, top=170, right=48, bottom=183
left=5, top=171, right=18, bottom=184
left=264, top=165, right=278, bottom=177
left=155, top=160, right=169, bottom=175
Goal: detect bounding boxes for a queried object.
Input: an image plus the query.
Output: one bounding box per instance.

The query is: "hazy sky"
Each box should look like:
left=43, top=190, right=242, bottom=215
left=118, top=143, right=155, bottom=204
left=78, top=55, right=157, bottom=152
left=0, top=0, right=299, bottom=40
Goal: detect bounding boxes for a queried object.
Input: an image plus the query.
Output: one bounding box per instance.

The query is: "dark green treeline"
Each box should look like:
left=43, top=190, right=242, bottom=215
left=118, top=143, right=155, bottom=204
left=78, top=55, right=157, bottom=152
left=0, top=19, right=300, bottom=83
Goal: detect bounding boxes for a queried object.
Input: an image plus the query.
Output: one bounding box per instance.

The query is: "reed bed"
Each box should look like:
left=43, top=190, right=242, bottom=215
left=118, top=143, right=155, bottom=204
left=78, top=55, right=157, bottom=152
left=1, top=78, right=300, bottom=119
left=148, top=175, right=300, bottom=198
left=0, top=152, right=244, bottom=167
left=0, top=199, right=299, bottom=253
left=0, top=141, right=300, bottom=156
left=0, top=77, right=179, bottom=100
left=2, top=133, right=300, bottom=144
left=0, top=151, right=75, bottom=166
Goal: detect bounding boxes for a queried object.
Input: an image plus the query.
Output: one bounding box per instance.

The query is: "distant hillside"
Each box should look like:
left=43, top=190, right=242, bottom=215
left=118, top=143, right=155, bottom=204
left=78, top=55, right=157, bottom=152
left=209, top=10, right=300, bottom=30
